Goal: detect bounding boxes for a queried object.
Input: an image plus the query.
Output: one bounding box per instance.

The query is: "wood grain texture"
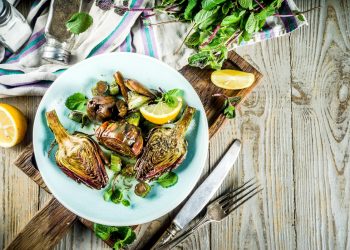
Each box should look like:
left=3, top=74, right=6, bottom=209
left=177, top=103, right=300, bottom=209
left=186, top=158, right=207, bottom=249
left=291, top=0, right=350, bottom=249
left=5, top=198, right=77, bottom=250
left=2, top=0, right=350, bottom=249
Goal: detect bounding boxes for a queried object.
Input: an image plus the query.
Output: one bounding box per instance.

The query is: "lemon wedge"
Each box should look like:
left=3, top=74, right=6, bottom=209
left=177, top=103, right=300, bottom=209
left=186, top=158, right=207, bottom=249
left=211, top=69, right=255, bottom=90
left=0, top=103, right=27, bottom=148
left=140, top=97, right=182, bottom=125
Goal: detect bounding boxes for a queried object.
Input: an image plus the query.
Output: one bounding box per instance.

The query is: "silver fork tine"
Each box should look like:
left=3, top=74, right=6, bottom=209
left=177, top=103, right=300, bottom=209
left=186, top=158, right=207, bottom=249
left=215, top=178, right=255, bottom=204
left=221, top=183, right=260, bottom=208
left=219, top=181, right=257, bottom=206
left=224, top=188, right=263, bottom=214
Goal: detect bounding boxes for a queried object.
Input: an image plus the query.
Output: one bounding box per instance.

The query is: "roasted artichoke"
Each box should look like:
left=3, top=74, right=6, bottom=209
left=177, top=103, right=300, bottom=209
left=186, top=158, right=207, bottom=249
left=95, top=120, right=143, bottom=157
left=46, top=110, right=109, bottom=189
left=135, top=106, right=196, bottom=181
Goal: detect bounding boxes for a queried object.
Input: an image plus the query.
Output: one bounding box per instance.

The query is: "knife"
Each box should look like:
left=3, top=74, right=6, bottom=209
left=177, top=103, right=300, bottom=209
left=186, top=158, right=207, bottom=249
left=152, top=139, right=241, bottom=249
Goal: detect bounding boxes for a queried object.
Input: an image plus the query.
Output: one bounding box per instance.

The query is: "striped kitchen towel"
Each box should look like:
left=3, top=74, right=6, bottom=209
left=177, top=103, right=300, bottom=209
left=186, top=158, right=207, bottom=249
left=0, top=0, right=307, bottom=97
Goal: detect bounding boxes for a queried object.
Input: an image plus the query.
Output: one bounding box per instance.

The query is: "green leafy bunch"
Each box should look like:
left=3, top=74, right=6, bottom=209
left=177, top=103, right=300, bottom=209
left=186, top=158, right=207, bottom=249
left=162, top=0, right=284, bottom=69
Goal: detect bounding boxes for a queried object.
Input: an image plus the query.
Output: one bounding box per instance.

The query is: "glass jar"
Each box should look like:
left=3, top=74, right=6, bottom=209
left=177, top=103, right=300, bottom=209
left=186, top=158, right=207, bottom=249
left=42, top=0, right=82, bottom=64
left=0, top=0, right=32, bottom=53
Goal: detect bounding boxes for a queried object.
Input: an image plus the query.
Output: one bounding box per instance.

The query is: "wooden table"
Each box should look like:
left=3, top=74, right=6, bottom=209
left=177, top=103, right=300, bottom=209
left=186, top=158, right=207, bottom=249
left=1, top=0, right=350, bottom=249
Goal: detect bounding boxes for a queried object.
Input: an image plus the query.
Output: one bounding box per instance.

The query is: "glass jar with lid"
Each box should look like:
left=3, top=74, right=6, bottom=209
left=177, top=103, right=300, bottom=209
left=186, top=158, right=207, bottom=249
left=0, top=0, right=32, bottom=53
left=42, top=0, right=82, bottom=64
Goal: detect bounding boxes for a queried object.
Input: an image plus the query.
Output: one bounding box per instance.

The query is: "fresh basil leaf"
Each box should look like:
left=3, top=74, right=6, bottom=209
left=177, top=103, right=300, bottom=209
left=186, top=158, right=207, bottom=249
left=238, top=0, right=252, bottom=9
left=111, top=226, right=136, bottom=249
left=65, top=93, right=87, bottom=111
left=221, top=1, right=233, bottom=15
left=157, top=172, right=178, bottom=188
left=166, top=89, right=183, bottom=96
left=185, top=31, right=201, bottom=47
left=221, top=10, right=246, bottom=26
left=242, top=30, right=253, bottom=41
left=255, top=5, right=276, bottom=21
left=94, top=223, right=111, bottom=241
left=194, top=7, right=219, bottom=30
left=188, top=50, right=210, bottom=68
left=245, top=13, right=256, bottom=34
left=184, top=0, right=198, bottom=20
left=66, top=12, right=93, bottom=35
left=201, top=0, right=226, bottom=10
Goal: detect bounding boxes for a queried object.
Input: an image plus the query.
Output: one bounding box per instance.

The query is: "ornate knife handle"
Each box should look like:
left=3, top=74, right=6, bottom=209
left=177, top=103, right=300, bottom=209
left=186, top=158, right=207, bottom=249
left=152, top=222, right=181, bottom=249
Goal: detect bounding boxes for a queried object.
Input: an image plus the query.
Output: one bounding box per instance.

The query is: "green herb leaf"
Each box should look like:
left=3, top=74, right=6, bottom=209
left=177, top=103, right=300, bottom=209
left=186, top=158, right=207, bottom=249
left=185, top=31, right=201, bottom=47
left=111, top=189, right=123, bottom=204
left=223, top=104, right=236, bottom=119
left=221, top=10, right=246, bottom=26
left=94, top=223, right=111, bottom=241
left=111, top=226, right=136, bottom=249
left=245, top=13, right=256, bottom=34
left=157, top=172, right=178, bottom=188
left=161, top=89, right=183, bottom=108
left=103, top=187, right=113, bottom=201
left=111, top=154, right=122, bottom=173
left=297, top=14, right=305, bottom=22
left=184, top=0, right=198, bottom=20
left=194, top=7, right=219, bottom=30
left=221, top=1, right=233, bottom=15
left=122, top=199, right=131, bottom=207
left=201, top=0, right=226, bottom=10
left=65, top=93, right=87, bottom=111
left=66, top=12, right=93, bottom=35
left=238, top=0, right=253, bottom=9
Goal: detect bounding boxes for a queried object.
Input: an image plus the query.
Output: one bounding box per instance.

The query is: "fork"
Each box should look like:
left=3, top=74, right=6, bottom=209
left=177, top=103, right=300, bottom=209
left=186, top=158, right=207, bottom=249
left=159, top=178, right=262, bottom=249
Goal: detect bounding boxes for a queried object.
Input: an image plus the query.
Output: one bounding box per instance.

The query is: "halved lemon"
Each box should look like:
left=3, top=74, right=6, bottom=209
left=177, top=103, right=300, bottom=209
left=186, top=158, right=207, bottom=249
left=0, top=103, right=27, bottom=148
left=140, top=97, right=182, bottom=125
left=211, top=69, right=255, bottom=90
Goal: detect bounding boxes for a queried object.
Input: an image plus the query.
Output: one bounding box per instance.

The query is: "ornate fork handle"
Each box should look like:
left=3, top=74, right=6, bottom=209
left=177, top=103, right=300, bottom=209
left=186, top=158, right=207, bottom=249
left=160, top=215, right=211, bottom=249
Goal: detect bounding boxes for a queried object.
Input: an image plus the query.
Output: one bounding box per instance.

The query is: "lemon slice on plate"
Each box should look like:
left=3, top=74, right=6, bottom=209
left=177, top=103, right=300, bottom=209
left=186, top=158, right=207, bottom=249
left=0, top=103, right=27, bottom=148
left=140, top=97, right=182, bottom=125
left=211, top=69, right=255, bottom=90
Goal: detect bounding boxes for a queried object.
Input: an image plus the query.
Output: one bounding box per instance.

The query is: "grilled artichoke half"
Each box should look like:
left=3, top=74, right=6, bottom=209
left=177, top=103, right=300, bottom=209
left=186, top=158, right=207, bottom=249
left=95, top=120, right=143, bottom=157
left=46, top=110, right=109, bottom=189
left=135, top=106, right=196, bottom=181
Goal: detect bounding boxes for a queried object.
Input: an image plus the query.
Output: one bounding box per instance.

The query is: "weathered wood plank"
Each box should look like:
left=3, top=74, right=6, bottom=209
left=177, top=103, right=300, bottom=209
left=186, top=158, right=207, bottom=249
left=0, top=97, right=42, bottom=248
left=291, top=0, right=350, bottom=249
left=206, top=37, right=295, bottom=250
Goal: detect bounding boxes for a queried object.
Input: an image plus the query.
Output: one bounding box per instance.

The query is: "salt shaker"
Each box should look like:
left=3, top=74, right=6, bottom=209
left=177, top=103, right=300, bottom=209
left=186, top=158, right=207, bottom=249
left=0, top=0, right=32, bottom=53
left=42, top=0, right=82, bottom=64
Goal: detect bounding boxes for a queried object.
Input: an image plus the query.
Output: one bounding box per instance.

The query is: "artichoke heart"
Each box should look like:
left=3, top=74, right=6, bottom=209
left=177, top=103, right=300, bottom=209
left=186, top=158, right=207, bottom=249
left=46, top=110, right=109, bottom=189
left=95, top=120, right=144, bottom=157
left=135, top=106, right=196, bottom=181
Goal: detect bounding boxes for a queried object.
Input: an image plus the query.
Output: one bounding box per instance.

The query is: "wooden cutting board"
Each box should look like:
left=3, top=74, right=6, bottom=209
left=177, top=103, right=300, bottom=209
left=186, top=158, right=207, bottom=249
left=6, top=51, right=262, bottom=250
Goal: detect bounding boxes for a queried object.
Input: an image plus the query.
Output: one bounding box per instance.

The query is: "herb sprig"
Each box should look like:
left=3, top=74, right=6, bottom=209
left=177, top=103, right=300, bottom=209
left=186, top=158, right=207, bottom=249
left=156, top=88, right=184, bottom=107
left=213, top=93, right=241, bottom=119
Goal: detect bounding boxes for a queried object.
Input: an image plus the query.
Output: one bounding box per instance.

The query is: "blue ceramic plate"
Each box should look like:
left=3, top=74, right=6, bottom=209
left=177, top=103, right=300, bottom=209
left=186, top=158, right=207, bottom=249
left=33, top=52, right=209, bottom=226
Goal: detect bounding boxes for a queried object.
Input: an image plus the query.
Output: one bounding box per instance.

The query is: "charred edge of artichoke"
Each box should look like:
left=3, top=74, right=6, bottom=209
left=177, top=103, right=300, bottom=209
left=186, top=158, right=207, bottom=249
left=176, top=106, right=196, bottom=134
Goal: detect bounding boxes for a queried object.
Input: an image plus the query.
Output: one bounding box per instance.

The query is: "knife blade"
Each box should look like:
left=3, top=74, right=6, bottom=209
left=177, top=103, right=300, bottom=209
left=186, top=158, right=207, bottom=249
left=152, top=139, right=241, bottom=248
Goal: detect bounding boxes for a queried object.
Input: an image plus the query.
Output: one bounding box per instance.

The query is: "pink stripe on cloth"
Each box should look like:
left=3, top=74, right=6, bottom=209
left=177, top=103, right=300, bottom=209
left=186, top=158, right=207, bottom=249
left=139, top=19, right=150, bottom=56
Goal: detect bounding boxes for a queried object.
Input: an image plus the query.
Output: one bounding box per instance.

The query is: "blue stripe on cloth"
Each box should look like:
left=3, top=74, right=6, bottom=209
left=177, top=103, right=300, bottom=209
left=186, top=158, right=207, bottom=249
left=0, top=69, right=23, bottom=75
left=6, top=33, right=45, bottom=62
left=143, top=25, right=155, bottom=57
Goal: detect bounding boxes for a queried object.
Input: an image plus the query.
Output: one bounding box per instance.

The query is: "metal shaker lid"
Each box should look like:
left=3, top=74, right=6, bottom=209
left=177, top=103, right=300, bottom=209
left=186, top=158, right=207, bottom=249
left=42, top=37, right=71, bottom=65
left=0, top=0, right=11, bottom=25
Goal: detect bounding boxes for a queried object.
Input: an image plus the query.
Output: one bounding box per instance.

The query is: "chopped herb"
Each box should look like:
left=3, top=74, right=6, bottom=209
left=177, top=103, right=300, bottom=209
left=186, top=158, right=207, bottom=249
left=122, top=199, right=131, bottom=207
left=93, top=224, right=136, bottom=249
left=111, top=154, right=122, bottom=173
left=111, top=188, right=123, bottom=204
